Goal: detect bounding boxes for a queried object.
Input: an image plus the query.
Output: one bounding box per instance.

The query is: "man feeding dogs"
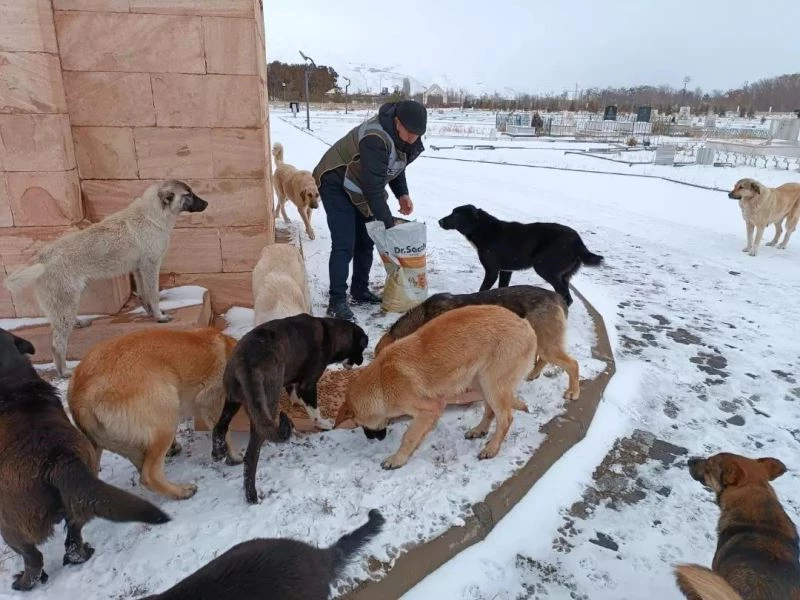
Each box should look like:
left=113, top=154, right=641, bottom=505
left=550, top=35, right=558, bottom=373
left=313, top=100, right=427, bottom=322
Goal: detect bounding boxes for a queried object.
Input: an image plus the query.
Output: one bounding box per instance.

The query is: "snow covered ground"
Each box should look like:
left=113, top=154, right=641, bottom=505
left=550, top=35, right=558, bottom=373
left=2, top=108, right=799, bottom=599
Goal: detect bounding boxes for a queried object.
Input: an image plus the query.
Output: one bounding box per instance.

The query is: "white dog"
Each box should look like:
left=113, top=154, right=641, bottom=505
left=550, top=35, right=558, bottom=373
left=4, top=180, right=207, bottom=377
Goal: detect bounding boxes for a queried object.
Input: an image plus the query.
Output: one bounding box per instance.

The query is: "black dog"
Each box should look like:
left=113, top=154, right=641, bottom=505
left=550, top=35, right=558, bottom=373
left=214, top=314, right=369, bottom=504
left=0, top=328, right=169, bottom=591
left=438, top=204, right=604, bottom=305
left=141, top=509, right=384, bottom=600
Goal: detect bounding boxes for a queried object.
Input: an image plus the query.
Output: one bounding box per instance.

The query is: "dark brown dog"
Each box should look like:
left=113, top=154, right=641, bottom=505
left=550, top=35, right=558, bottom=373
left=214, top=314, right=369, bottom=504
left=374, top=285, right=580, bottom=399
left=674, top=452, right=800, bottom=600
left=140, top=509, right=384, bottom=600
left=0, top=328, right=169, bottom=591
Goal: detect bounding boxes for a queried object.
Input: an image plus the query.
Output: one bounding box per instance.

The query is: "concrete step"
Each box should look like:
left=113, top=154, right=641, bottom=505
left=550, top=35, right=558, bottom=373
left=4, top=286, right=211, bottom=366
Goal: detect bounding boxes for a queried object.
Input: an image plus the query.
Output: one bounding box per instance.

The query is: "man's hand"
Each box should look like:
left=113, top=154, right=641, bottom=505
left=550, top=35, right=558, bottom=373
left=398, top=195, right=414, bottom=216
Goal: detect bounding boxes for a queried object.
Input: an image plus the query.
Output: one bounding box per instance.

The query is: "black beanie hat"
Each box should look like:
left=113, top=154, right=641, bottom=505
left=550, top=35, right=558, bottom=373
left=396, top=100, right=427, bottom=135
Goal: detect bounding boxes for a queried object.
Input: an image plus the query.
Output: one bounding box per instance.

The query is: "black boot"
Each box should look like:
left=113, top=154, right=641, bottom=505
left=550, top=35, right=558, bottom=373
left=326, top=299, right=356, bottom=322
left=351, top=289, right=382, bottom=305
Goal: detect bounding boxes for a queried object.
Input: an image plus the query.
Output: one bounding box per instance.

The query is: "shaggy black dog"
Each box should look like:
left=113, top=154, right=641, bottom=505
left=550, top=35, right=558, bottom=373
left=141, top=509, right=385, bottom=600
left=0, top=328, right=169, bottom=591
left=439, top=204, right=604, bottom=305
left=215, top=314, right=369, bottom=504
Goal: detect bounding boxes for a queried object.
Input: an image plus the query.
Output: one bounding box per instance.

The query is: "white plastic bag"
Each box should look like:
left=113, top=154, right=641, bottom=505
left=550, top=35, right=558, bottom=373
left=366, top=218, right=428, bottom=313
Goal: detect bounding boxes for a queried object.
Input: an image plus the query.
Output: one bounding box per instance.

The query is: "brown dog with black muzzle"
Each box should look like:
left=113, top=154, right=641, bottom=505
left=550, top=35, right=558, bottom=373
left=674, top=452, right=800, bottom=600
left=336, top=304, right=537, bottom=470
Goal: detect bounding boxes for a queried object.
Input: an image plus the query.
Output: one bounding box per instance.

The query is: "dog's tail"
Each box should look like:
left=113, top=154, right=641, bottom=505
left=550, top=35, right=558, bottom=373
left=236, top=367, right=292, bottom=443
left=4, top=263, right=45, bottom=293
left=674, top=564, right=743, bottom=600
left=48, top=453, right=170, bottom=525
left=576, top=237, right=604, bottom=266
left=329, top=509, right=385, bottom=577
left=272, top=142, right=284, bottom=165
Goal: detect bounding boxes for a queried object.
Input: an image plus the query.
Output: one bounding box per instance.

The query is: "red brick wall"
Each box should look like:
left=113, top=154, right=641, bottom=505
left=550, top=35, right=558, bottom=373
left=0, top=0, right=274, bottom=317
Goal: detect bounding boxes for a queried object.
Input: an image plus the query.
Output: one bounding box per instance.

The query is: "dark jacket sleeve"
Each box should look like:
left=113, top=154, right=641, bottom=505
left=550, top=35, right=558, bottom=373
left=358, top=134, right=394, bottom=228
left=388, top=170, right=409, bottom=198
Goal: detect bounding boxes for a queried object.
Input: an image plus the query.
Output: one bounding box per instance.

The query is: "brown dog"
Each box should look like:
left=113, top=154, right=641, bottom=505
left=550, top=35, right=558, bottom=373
left=674, top=452, right=800, bottom=599
left=68, top=327, right=240, bottom=501
left=374, top=285, right=580, bottom=399
left=0, top=328, right=169, bottom=591
left=727, top=178, right=800, bottom=256
left=272, top=142, right=320, bottom=240
left=336, top=304, right=537, bottom=469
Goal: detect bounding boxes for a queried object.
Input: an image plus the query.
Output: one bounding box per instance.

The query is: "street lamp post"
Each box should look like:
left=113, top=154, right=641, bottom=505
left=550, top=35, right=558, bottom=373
left=343, top=76, right=351, bottom=114
left=299, top=50, right=316, bottom=130
left=681, top=75, right=691, bottom=109
left=282, top=81, right=286, bottom=103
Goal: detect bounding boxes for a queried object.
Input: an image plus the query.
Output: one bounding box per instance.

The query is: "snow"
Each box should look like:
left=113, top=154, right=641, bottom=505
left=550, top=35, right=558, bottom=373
left=125, top=285, right=207, bottom=316
left=3, top=108, right=800, bottom=599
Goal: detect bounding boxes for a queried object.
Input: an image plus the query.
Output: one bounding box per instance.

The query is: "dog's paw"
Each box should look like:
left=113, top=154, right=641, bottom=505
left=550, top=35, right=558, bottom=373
left=778, top=243, right=788, bottom=250
left=742, top=246, right=751, bottom=253
left=748, top=250, right=758, bottom=257
left=465, top=428, right=488, bottom=440
left=167, top=441, right=182, bottom=457
left=307, top=229, right=316, bottom=240
left=225, top=452, right=243, bottom=466
left=63, top=542, right=94, bottom=565
left=12, top=569, right=46, bottom=591
left=381, top=454, right=408, bottom=470
left=156, top=313, right=173, bottom=323
left=478, top=446, right=499, bottom=460
left=314, top=417, right=335, bottom=431
left=172, top=483, right=198, bottom=500
left=766, top=240, right=777, bottom=247
left=563, top=388, right=580, bottom=400
left=74, top=318, right=93, bottom=329
left=58, top=368, right=74, bottom=379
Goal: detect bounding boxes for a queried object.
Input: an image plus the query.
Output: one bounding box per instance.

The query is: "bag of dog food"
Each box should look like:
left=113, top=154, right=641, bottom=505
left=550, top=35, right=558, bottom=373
left=366, top=218, right=428, bottom=313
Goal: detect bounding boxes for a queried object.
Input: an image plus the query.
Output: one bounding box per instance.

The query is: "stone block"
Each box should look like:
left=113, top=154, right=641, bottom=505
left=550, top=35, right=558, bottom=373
left=129, top=0, right=253, bottom=17
left=220, top=225, right=269, bottom=272
left=10, top=274, right=131, bottom=318
left=63, top=71, right=155, bottom=126
left=211, top=128, right=265, bottom=178
left=54, top=11, right=204, bottom=73
left=6, top=169, right=83, bottom=226
left=0, top=0, right=58, bottom=53
left=0, top=52, right=67, bottom=114
left=203, top=17, right=258, bottom=75
left=0, top=114, right=75, bottom=171
left=53, top=0, right=130, bottom=11
left=160, top=271, right=252, bottom=313
left=152, top=74, right=260, bottom=127
left=161, top=228, right=222, bottom=274
left=73, top=127, right=138, bottom=179
left=81, top=178, right=269, bottom=227
left=0, top=176, right=12, bottom=227
left=134, top=127, right=213, bottom=179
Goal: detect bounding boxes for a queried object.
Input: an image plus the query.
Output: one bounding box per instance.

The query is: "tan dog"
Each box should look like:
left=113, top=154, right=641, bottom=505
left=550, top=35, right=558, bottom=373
left=373, top=285, right=579, bottom=399
left=272, top=142, right=319, bottom=240
left=4, top=180, right=207, bottom=378
left=335, top=304, right=537, bottom=469
left=674, top=452, right=800, bottom=600
left=252, top=243, right=312, bottom=326
left=727, top=178, right=800, bottom=256
left=67, top=328, right=241, bottom=501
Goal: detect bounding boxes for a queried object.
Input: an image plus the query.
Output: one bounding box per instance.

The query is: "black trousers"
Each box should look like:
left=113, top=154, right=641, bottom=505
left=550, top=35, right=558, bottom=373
left=319, top=176, right=374, bottom=303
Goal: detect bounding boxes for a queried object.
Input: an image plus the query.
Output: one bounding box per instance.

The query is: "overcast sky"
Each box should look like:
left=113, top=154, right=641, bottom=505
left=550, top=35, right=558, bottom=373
left=265, top=0, right=798, bottom=95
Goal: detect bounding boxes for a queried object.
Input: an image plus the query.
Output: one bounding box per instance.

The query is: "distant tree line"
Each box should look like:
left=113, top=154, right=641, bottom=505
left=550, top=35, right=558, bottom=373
left=268, top=63, right=800, bottom=116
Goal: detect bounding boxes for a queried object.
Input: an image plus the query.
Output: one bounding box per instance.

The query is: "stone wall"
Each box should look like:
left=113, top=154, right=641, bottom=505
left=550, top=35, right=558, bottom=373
left=0, top=0, right=273, bottom=317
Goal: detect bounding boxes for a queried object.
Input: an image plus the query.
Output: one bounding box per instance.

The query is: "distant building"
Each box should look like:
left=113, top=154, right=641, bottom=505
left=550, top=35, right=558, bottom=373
left=423, top=83, right=448, bottom=107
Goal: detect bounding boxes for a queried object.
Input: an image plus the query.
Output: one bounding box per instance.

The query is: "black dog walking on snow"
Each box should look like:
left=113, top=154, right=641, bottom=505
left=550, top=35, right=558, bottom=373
left=439, top=204, right=604, bottom=306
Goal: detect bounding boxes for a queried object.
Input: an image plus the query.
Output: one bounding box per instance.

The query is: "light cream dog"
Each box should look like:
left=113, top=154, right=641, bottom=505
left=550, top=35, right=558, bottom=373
left=252, top=243, right=312, bottom=326
left=336, top=304, right=537, bottom=469
left=727, top=178, right=800, bottom=256
left=68, top=327, right=240, bottom=501
left=3, top=180, right=207, bottom=377
left=272, top=142, right=319, bottom=240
